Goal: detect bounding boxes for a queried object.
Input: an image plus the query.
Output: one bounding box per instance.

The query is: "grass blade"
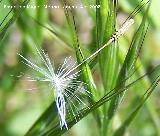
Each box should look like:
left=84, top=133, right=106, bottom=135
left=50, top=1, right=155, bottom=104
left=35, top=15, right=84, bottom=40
left=113, top=71, right=160, bottom=136
left=107, top=0, right=151, bottom=120
left=39, top=64, right=160, bottom=136
left=0, top=0, right=30, bottom=41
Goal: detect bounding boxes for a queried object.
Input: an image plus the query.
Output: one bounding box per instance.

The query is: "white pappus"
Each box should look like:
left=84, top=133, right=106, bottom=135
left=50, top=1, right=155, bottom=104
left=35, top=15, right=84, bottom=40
left=18, top=48, right=91, bottom=129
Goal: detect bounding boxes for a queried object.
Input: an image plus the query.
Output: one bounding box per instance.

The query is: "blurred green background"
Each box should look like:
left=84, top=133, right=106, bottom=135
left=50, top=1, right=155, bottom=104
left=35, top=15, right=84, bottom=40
left=0, top=0, right=160, bottom=136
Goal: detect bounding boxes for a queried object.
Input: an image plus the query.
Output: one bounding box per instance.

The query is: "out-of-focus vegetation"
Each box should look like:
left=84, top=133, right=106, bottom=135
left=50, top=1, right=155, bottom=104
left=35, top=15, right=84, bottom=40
left=0, top=0, right=160, bottom=136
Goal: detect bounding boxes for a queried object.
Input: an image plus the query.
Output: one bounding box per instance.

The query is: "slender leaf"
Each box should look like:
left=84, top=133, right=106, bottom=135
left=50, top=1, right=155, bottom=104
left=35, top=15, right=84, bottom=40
left=0, top=0, right=30, bottom=41
left=39, top=65, right=160, bottom=136
left=113, top=69, right=160, bottom=136
left=107, top=0, right=151, bottom=120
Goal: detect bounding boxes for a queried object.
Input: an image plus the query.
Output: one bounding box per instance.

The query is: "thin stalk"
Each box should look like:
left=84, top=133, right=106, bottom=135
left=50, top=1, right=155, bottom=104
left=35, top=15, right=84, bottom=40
left=65, top=19, right=134, bottom=76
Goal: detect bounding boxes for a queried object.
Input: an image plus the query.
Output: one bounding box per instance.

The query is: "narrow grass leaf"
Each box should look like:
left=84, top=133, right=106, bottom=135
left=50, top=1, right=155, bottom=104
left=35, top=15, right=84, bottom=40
left=0, top=0, right=30, bottom=41
left=39, top=64, right=160, bottom=136
left=60, top=0, right=97, bottom=97
left=60, top=0, right=101, bottom=127
left=107, top=1, right=151, bottom=119
left=96, top=1, right=119, bottom=135
left=113, top=68, right=160, bottom=136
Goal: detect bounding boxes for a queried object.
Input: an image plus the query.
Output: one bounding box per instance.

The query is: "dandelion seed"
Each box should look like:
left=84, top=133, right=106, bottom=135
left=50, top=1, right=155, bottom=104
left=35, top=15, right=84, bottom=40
left=18, top=18, right=134, bottom=130
left=18, top=47, right=90, bottom=129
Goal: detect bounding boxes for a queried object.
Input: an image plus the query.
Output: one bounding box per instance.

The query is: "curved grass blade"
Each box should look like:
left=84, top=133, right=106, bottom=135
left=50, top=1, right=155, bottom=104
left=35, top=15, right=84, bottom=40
left=38, top=65, right=160, bottom=136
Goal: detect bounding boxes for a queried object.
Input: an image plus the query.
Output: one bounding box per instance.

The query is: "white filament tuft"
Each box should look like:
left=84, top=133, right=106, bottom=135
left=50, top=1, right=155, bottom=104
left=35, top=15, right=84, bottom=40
left=18, top=18, right=134, bottom=129
left=19, top=48, right=90, bottom=129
